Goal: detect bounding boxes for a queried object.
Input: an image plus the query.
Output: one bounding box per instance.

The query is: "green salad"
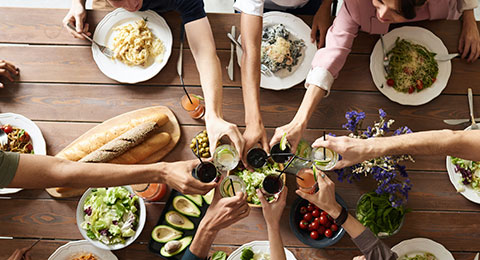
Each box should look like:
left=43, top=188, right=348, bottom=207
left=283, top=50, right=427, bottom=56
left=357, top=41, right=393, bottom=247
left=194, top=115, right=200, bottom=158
left=234, top=161, right=281, bottom=205
left=451, top=157, right=480, bottom=191
left=81, top=187, right=140, bottom=245
left=241, top=247, right=270, bottom=260
left=400, top=252, right=437, bottom=260
left=356, top=191, right=406, bottom=237
left=386, top=38, right=438, bottom=94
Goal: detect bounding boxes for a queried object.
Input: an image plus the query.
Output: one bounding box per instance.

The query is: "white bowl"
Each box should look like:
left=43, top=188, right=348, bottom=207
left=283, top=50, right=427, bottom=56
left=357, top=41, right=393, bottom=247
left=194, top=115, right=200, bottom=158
left=76, top=186, right=146, bottom=250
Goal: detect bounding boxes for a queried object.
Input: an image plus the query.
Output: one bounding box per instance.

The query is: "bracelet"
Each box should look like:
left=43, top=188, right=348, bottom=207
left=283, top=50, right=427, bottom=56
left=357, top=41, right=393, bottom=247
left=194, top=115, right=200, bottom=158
left=334, top=206, right=348, bottom=226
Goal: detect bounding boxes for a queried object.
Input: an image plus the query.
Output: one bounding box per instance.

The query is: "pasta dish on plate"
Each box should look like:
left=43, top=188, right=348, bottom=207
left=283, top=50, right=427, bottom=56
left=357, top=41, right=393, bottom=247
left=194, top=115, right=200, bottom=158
left=112, top=19, right=164, bottom=66
left=0, top=124, right=34, bottom=153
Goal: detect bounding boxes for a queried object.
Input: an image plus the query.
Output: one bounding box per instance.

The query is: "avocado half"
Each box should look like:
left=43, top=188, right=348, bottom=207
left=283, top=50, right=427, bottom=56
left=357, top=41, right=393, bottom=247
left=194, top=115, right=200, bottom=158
left=185, top=194, right=203, bottom=207
left=160, top=236, right=193, bottom=257
left=165, top=211, right=194, bottom=230
left=151, top=225, right=183, bottom=243
left=202, top=188, right=215, bottom=205
left=172, top=196, right=201, bottom=218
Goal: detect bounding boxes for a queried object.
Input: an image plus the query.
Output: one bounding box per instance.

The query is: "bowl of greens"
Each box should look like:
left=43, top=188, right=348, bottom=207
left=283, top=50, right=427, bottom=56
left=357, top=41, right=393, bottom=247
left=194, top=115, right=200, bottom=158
left=356, top=191, right=406, bottom=238
left=76, top=186, right=146, bottom=250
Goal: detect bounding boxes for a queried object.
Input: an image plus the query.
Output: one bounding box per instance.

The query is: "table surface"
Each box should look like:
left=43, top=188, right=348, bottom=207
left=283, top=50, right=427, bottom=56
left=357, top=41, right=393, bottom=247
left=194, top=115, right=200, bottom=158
left=1, top=7, right=480, bottom=260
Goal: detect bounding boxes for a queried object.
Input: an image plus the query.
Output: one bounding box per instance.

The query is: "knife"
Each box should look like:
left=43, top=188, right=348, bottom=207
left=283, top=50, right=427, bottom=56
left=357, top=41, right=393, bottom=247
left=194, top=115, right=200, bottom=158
left=443, top=118, right=480, bottom=125
left=227, top=26, right=235, bottom=81
left=474, top=252, right=479, bottom=260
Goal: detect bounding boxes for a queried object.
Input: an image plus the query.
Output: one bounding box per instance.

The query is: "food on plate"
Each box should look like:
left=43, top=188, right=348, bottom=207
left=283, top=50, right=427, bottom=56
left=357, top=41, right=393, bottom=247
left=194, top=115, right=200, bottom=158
left=385, top=38, right=438, bottom=94
left=151, top=225, right=183, bottom=243
left=261, top=24, right=305, bottom=73
left=0, top=124, right=34, bottom=153
left=297, top=201, right=339, bottom=240
left=356, top=191, right=406, bottom=237
left=451, top=157, right=480, bottom=192
left=165, top=210, right=194, bottom=230
left=212, top=251, right=227, bottom=260
left=240, top=247, right=270, bottom=260
left=80, top=187, right=140, bottom=245
left=71, top=253, right=98, bottom=260
left=185, top=194, right=203, bottom=207
left=160, top=236, right=193, bottom=257
left=172, top=195, right=201, bottom=217
left=190, top=130, right=219, bottom=158
left=399, top=252, right=437, bottom=260
left=112, top=19, right=165, bottom=66
left=203, top=188, right=215, bottom=205
left=232, top=161, right=282, bottom=205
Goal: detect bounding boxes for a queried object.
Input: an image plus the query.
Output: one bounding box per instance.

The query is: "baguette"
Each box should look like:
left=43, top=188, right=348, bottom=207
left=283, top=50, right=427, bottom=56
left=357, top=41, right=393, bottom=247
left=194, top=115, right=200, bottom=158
left=57, top=113, right=168, bottom=161
left=80, top=122, right=158, bottom=163
left=109, top=132, right=171, bottom=164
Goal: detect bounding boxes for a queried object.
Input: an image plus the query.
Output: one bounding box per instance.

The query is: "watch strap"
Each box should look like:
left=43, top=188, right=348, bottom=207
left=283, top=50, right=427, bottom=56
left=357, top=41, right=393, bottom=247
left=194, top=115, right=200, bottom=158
left=334, top=206, right=348, bottom=226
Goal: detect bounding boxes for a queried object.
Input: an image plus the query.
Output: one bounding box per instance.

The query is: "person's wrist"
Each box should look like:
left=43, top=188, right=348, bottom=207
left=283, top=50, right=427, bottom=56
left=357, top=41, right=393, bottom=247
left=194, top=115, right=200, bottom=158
left=198, top=220, right=219, bottom=236
left=326, top=202, right=342, bottom=219
left=462, top=10, right=475, bottom=24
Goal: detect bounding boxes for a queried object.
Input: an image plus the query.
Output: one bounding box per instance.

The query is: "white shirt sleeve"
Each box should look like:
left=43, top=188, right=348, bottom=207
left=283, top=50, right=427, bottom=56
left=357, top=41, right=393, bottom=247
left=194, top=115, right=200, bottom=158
left=305, top=67, right=335, bottom=97
left=233, top=0, right=264, bottom=16
left=457, top=0, right=478, bottom=12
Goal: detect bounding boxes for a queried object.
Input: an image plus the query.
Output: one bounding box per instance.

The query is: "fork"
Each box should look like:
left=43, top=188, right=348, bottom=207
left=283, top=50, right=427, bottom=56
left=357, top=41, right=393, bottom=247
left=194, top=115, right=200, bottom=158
left=0, top=128, right=7, bottom=147
left=380, top=34, right=390, bottom=75
left=66, top=23, right=114, bottom=58
left=468, top=88, right=479, bottom=130
left=226, top=32, right=273, bottom=76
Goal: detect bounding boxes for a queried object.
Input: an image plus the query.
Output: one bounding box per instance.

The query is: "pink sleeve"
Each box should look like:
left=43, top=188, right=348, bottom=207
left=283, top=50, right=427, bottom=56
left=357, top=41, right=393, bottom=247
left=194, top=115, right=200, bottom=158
left=311, top=1, right=360, bottom=79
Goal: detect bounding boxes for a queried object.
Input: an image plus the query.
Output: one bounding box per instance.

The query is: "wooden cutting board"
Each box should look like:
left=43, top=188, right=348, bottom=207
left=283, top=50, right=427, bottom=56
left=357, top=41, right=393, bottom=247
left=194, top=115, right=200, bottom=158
left=46, top=106, right=180, bottom=198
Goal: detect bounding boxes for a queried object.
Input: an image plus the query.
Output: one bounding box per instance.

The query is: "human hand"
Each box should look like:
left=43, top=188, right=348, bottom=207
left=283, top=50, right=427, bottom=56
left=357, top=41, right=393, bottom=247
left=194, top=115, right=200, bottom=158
left=206, top=117, right=245, bottom=160
left=0, top=60, right=19, bottom=88
left=63, top=0, right=90, bottom=39
left=269, top=120, right=306, bottom=154
left=242, top=121, right=269, bottom=170
left=7, top=247, right=31, bottom=260
left=352, top=256, right=366, bottom=260
left=295, top=172, right=342, bottom=219
left=312, top=135, right=373, bottom=170
left=310, top=5, right=332, bottom=48
left=459, top=11, right=480, bottom=63
left=257, top=186, right=287, bottom=229
left=160, top=160, right=217, bottom=195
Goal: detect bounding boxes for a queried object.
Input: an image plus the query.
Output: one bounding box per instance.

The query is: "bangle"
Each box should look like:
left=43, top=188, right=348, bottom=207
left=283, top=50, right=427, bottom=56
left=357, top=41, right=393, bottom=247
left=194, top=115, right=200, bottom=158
left=334, top=206, right=348, bottom=226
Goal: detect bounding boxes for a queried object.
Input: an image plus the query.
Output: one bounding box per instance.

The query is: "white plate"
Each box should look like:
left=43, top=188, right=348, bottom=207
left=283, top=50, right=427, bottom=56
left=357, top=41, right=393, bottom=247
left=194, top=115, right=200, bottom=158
left=236, top=11, right=316, bottom=90
left=76, top=186, right=146, bottom=250
left=227, top=240, right=297, bottom=260
left=392, top=238, right=454, bottom=260
left=370, top=26, right=451, bottom=106
left=0, top=113, right=47, bottom=194
left=48, top=240, right=118, bottom=260
left=446, top=124, right=480, bottom=204
left=93, top=8, right=173, bottom=84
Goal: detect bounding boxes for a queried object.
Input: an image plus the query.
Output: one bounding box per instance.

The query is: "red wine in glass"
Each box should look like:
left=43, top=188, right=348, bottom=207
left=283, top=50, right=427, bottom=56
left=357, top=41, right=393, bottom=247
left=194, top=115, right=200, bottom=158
left=192, top=162, right=218, bottom=183
left=261, top=174, right=284, bottom=196
left=270, top=143, right=292, bottom=163
left=246, top=148, right=268, bottom=168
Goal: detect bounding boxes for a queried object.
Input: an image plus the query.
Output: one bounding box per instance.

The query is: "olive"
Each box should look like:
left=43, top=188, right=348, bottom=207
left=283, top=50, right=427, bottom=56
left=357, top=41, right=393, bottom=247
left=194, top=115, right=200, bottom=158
left=190, top=143, right=195, bottom=148
left=205, top=147, right=209, bottom=152
left=202, top=152, right=210, bottom=158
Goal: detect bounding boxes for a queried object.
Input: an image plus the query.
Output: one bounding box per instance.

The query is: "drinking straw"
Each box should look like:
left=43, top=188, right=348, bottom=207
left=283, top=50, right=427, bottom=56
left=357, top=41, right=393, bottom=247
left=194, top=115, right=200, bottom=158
left=230, top=178, right=236, bottom=196
left=323, top=131, right=326, bottom=160
left=269, top=152, right=310, bottom=162
left=277, top=156, right=296, bottom=181
left=194, top=140, right=203, bottom=164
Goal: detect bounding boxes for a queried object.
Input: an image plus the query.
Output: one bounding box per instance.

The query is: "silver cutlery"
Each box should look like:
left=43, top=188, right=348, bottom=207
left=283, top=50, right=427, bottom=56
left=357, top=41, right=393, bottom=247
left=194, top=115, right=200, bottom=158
left=473, top=252, right=479, bottom=260
left=177, top=25, right=185, bottom=81
left=468, top=88, right=479, bottom=129
left=443, top=118, right=480, bottom=125
left=0, top=128, right=7, bottom=147
left=66, top=23, right=114, bottom=58
left=226, top=32, right=273, bottom=76
left=435, top=53, right=459, bottom=62
left=380, top=34, right=390, bottom=75
left=227, top=26, right=235, bottom=81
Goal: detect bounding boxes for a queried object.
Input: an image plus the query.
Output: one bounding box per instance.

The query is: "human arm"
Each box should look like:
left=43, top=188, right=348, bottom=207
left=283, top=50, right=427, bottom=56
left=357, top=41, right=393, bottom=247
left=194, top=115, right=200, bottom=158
left=459, top=9, right=480, bottom=62
left=296, top=174, right=397, bottom=260
left=0, top=60, right=19, bottom=88
left=187, top=186, right=250, bottom=259
left=310, top=0, right=333, bottom=48
left=313, top=129, right=480, bottom=169
left=7, top=247, right=31, bottom=260
left=62, top=0, right=90, bottom=39
left=257, top=187, right=287, bottom=260
left=185, top=17, right=245, bottom=157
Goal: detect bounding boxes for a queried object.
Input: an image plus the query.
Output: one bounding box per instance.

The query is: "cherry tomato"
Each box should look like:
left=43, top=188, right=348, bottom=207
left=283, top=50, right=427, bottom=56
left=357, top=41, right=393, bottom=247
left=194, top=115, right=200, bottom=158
left=325, top=229, right=333, bottom=238
left=19, top=132, right=30, bottom=143
left=310, top=231, right=319, bottom=240
left=317, top=225, right=326, bottom=235
left=26, top=144, right=33, bottom=152
left=319, top=215, right=328, bottom=225
left=299, top=206, right=307, bottom=215
left=310, top=221, right=320, bottom=230
left=3, top=125, right=13, bottom=134
left=324, top=221, right=332, bottom=229
left=386, top=78, right=394, bottom=86
left=331, top=224, right=339, bottom=232
left=327, top=215, right=333, bottom=222
left=313, top=217, right=320, bottom=224
left=299, top=220, right=308, bottom=230
left=304, top=213, right=313, bottom=222
left=416, top=79, right=423, bottom=90
left=312, top=209, right=320, bottom=218
left=320, top=211, right=328, bottom=217
left=308, top=223, right=316, bottom=231
left=408, top=86, right=415, bottom=94
left=307, top=204, right=315, bottom=212
left=432, top=77, right=436, bottom=83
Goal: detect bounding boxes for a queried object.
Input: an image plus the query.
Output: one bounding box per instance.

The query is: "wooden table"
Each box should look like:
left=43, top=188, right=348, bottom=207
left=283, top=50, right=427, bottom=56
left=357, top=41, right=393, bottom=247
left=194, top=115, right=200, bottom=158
left=1, top=7, right=480, bottom=259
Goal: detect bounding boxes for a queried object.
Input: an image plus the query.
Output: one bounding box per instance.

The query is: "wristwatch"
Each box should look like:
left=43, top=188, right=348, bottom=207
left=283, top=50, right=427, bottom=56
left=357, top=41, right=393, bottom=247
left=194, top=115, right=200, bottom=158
left=334, top=206, right=348, bottom=226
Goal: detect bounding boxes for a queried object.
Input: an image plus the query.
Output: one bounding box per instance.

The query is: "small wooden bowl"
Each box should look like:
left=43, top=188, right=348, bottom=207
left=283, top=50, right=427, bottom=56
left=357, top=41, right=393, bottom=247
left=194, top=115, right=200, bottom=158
left=227, top=161, right=285, bottom=208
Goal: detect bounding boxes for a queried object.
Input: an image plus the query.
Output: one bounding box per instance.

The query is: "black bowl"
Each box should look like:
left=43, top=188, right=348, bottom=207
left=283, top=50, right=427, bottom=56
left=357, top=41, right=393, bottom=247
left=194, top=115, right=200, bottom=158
left=289, top=193, right=347, bottom=248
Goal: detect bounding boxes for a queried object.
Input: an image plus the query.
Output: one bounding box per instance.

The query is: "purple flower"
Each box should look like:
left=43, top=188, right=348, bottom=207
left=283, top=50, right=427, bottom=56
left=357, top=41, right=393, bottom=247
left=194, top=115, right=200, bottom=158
left=379, top=109, right=387, bottom=118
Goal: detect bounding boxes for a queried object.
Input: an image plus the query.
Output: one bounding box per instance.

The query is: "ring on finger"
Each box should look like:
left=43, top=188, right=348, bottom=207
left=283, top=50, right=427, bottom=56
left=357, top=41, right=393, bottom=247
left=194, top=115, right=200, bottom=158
left=321, top=173, right=326, bottom=178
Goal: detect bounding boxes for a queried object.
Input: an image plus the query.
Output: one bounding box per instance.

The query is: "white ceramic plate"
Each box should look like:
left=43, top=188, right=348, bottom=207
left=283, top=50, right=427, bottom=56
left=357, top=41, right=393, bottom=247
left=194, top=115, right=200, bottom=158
left=76, top=186, right=146, bottom=250
left=392, top=238, right=454, bottom=260
left=446, top=124, right=480, bottom=204
left=227, top=240, right=297, bottom=260
left=93, top=8, right=172, bottom=83
left=236, top=11, right=316, bottom=90
left=370, top=26, right=451, bottom=106
left=48, top=240, right=118, bottom=260
left=0, top=113, right=46, bottom=194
